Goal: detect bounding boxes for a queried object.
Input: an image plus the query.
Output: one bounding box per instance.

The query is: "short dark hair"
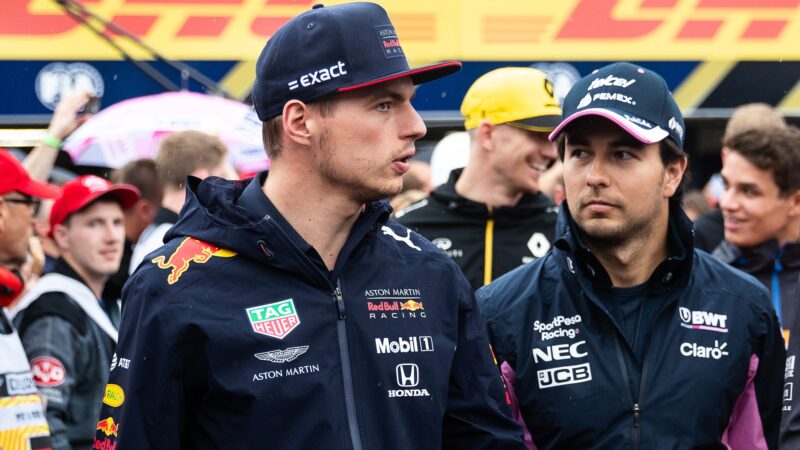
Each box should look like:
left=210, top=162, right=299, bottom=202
left=262, top=96, right=337, bottom=160
left=112, top=159, right=162, bottom=205
left=723, top=126, right=800, bottom=196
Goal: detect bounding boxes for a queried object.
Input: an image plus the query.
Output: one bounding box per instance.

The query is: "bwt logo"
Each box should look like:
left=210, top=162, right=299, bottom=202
left=288, top=61, right=347, bottom=91
left=396, top=363, right=419, bottom=387
left=532, top=340, right=588, bottom=364
left=537, top=362, right=592, bottom=389
left=679, top=307, right=728, bottom=332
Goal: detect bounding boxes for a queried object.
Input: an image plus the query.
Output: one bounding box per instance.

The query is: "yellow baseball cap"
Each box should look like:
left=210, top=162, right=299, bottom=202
left=461, top=67, right=562, bottom=131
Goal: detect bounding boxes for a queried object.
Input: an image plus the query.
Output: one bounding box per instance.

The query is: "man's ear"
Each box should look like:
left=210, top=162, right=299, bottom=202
left=52, top=223, right=70, bottom=252
left=787, top=189, right=800, bottom=218
left=283, top=100, right=312, bottom=147
left=664, top=156, right=688, bottom=198
left=476, top=121, right=495, bottom=152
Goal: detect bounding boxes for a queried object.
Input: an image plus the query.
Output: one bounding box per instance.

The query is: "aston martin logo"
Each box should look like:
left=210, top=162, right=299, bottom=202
left=254, top=346, right=310, bottom=364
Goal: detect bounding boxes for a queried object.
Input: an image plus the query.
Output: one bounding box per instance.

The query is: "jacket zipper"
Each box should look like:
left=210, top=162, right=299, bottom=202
left=611, top=330, right=639, bottom=449
left=334, top=280, right=364, bottom=450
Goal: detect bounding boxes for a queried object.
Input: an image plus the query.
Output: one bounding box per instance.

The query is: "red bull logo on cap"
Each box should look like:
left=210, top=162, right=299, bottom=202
left=96, top=417, right=119, bottom=437
left=246, top=299, right=301, bottom=339
left=152, top=237, right=236, bottom=285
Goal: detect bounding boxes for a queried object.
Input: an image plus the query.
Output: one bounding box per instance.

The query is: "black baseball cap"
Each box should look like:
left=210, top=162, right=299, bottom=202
left=252, top=2, right=462, bottom=121
left=549, top=62, right=685, bottom=149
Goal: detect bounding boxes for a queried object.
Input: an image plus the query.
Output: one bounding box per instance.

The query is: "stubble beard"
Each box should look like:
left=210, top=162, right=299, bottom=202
left=316, top=130, right=402, bottom=204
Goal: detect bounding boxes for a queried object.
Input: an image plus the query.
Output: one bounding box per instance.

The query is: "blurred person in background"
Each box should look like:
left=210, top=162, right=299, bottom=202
left=397, top=67, right=561, bottom=290
left=128, top=130, right=229, bottom=273
left=681, top=189, right=711, bottom=221
left=694, top=103, right=787, bottom=252
left=0, top=148, right=60, bottom=449
left=24, top=90, right=94, bottom=181
left=105, top=159, right=162, bottom=301
left=712, top=127, right=800, bottom=334
left=10, top=175, right=139, bottom=450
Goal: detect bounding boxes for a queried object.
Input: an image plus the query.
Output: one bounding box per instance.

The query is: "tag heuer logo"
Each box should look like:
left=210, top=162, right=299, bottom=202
left=255, top=346, right=309, bottom=363
left=246, top=299, right=301, bottom=339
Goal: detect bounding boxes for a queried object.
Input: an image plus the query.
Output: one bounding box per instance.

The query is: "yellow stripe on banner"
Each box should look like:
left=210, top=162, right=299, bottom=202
left=484, top=218, right=494, bottom=286
left=672, top=61, right=737, bottom=114
left=778, top=80, right=800, bottom=112
left=220, top=60, right=258, bottom=101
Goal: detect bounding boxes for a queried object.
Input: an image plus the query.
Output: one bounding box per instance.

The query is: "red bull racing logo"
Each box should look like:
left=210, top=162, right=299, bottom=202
left=246, top=299, right=301, bottom=339
left=96, top=417, right=119, bottom=437
left=151, top=237, right=236, bottom=284
left=400, top=300, right=424, bottom=311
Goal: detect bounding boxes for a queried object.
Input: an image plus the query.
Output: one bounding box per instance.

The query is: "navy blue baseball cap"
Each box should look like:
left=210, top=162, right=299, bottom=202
left=549, top=62, right=685, bottom=150
left=252, top=2, right=462, bottom=121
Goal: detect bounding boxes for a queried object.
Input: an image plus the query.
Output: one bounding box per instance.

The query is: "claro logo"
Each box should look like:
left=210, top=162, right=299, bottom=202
left=532, top=340, right=588, bottom=363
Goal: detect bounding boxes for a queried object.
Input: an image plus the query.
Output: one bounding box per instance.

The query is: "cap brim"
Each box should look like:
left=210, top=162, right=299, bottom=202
left=18, top=179, right=62, bottom=200
left=507, top=114, right=563, bottom=133
left=548, top=108, right=669, bottom=144
left=76, top=184, right=141, bottom=214
left=338, top=61, right=462, bottom=92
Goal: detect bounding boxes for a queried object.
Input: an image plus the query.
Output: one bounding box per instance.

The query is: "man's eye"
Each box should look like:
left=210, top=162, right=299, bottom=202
left=376, top=102, right=391, bottom=112
left=616, top=151, right=635, bottom=160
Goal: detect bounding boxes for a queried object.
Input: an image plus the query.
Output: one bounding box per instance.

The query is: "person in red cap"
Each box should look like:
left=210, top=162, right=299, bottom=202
left=0, top=148, right=60, bottom=449
left=10, top=174, right=139, bottom=450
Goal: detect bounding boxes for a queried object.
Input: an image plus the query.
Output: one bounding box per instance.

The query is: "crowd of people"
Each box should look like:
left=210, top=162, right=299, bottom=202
left=2, top=2, right=800, bottom=449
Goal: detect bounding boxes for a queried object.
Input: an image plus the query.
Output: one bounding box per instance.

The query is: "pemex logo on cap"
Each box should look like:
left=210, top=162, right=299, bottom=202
left=247, top=299, right=301, bottom=339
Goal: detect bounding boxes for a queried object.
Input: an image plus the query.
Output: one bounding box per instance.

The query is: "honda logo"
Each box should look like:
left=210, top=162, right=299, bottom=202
left=395, top=363, right=419, bottom=387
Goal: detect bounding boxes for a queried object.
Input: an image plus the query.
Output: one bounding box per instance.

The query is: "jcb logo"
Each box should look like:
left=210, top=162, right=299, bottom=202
left=537, top=363, right=593, bottom=389
left=532, top=340, right=588, bottom=364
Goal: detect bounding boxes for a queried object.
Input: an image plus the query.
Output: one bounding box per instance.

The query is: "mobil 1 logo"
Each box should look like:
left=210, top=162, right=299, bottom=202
left=375, top=336, right=434, bottom=354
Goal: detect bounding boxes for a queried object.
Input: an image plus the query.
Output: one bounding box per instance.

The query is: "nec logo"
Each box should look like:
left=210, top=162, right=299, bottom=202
left=288, top=61, right=347, bottom=91
left=537, top=363, right=593, bottom=389
left=532, top=340, right=588, bottom=363
left=375, top=336, right=434, bottom=354
left=679, top=307, right=728, bottom=333
left=396, top=363, right=419, bottom=387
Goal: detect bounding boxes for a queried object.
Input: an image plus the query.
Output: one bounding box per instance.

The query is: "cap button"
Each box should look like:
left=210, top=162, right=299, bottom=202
left=312, top=3, right=324, bottom=8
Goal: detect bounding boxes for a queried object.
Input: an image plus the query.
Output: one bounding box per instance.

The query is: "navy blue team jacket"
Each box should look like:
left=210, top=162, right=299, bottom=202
left=478, top=203, right=785, bottom=450
left=94, top=174, right=525, bottom=450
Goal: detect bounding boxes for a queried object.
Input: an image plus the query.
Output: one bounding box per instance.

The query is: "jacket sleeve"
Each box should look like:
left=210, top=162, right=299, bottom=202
left=442, top=273, right=526, bottom=450
left=18, top=314, right=80, bottom=450
left=781, top=281, right=800, bottom=448
left=94, top=272, right=187, bottom=450
left=725, top=299, right=785, bottom=450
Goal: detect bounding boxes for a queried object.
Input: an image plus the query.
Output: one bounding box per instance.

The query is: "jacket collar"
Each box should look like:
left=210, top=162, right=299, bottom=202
left=554, top=200, right=693, bottom=293
left=713, top=238, right=800, bottom=272
left=167, top=172, right=392, bottom=288
left=430, top=168, right=556, bottom=218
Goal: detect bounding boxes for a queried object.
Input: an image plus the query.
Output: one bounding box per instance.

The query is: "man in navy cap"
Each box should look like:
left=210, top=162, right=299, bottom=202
left=477, top=62, right=784, bottom=449
left=96, top=3, right=525, bottom=449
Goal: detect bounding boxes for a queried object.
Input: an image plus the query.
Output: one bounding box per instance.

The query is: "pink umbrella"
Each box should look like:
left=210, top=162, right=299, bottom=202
left=63, top=91, right=268, bottom=175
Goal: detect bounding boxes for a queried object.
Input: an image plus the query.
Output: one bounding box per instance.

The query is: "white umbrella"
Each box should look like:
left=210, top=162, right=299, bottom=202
left=63, top=91, right=268, bottom=175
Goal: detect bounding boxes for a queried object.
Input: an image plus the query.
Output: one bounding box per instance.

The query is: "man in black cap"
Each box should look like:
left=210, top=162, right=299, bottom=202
left=477, top=62, right=784, bottom=449
left=95, top=3, right=525, bottom=449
